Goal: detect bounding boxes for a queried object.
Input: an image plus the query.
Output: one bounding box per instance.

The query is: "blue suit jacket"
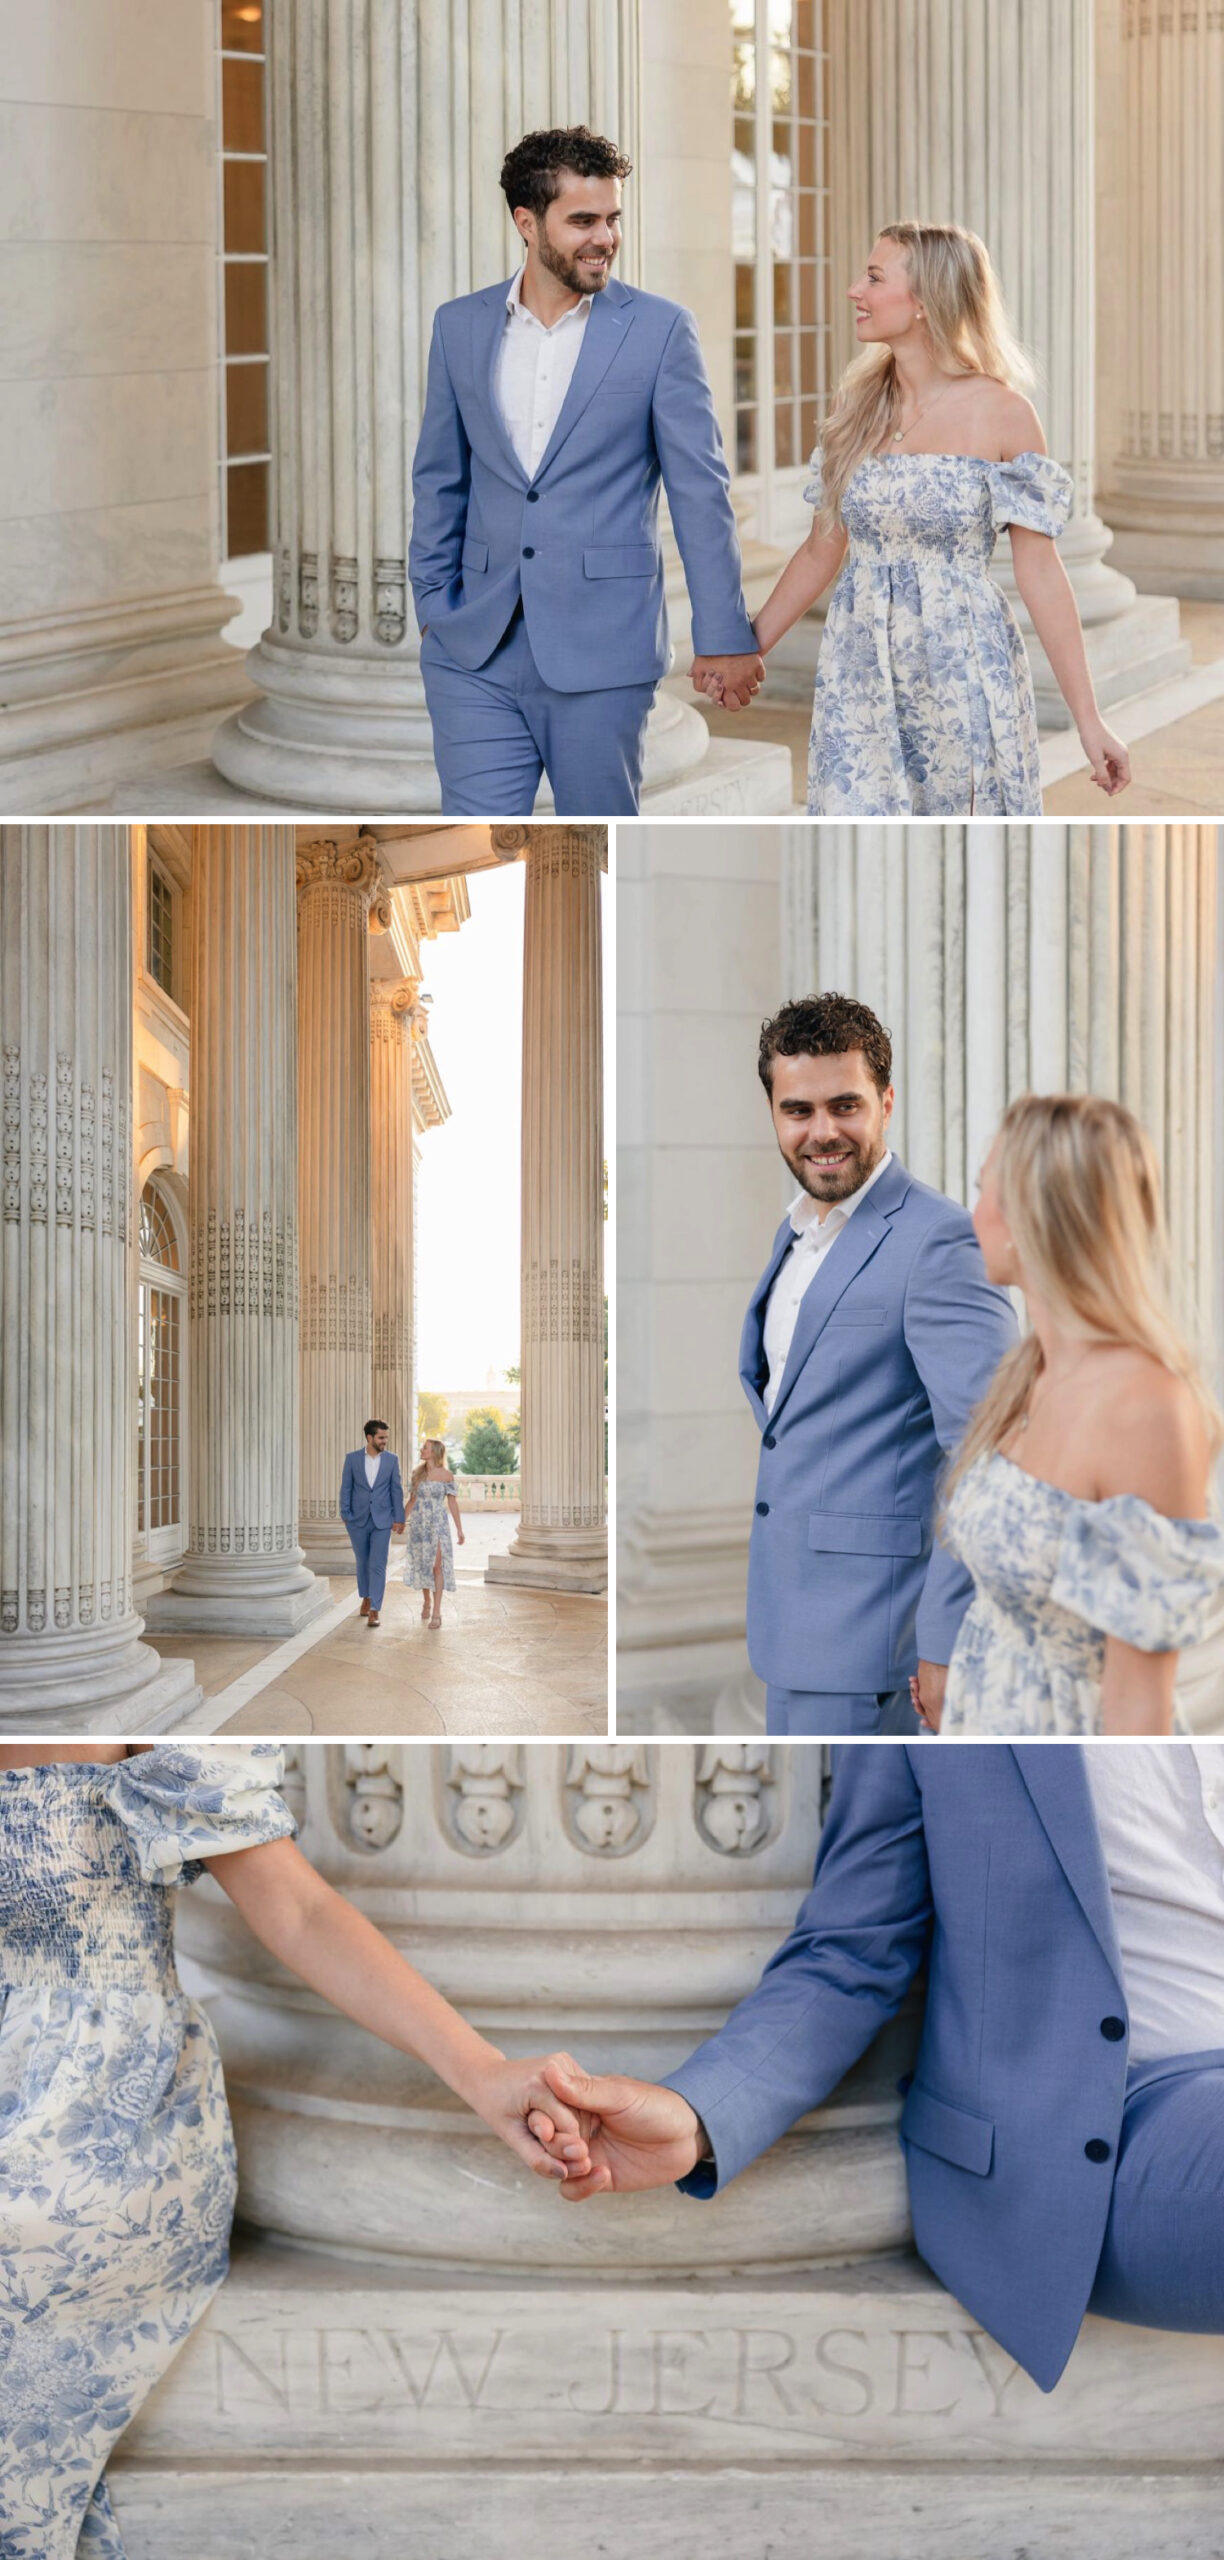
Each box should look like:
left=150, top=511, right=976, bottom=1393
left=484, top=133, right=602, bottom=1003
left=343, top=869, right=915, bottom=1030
left=742, top=1156, right=1016, bottom=1690
left=339, top=1450, right=405, bottom=1530
left=667, top=1745, right=1135, bottom=2392
left=409, top=274, right=758, bottom=690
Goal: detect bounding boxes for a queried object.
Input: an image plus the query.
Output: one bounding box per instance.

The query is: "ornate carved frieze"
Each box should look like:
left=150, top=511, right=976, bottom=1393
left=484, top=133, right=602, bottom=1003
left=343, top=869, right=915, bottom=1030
left=341, top=1744, right=405, bottom=1850
left=190, top=1210, right=299, bottom=1321
left=373, top=557, right=407, bottom=646
left=298, top=553, right=320, bottom=639
left=299, top=1272, right=372, bottom=1355
left=564, top=1746, right=653, bottom=1855
left=443, top=1746, right=526, bottom=1854
left=2, top=1046, right=19, bottom=1221
left=296, top=839, right=391, bottom=931
left=695, top=1744, right=777, bottom=1856
left=522, top=1260, right=603, bottom=1345
left=331, top=556, right=360, bottom=644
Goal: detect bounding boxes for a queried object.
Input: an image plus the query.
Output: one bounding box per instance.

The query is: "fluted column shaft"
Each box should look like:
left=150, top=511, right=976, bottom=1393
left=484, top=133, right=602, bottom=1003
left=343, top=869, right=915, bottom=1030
left=146, top=830, right=329, bottom=1637
left=0, top=828, right=199, bottom=1728
left=826, top=0, right=1187, bottom=719
left=488, top=829, right=606, bottom=1593
left=370, top=979, right=422, bottom=1470
left=212, top=0, right=650, bottom=812
left=296, top=841, right=388, bottom=1571
left=1100, top=0, right=1224, bottom=596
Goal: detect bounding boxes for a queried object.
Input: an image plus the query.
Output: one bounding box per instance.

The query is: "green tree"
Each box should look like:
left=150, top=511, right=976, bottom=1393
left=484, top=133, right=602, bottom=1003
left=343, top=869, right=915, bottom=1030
left=417, top=1391, right=449, bottom=1440
left=459, top=1415, right=520, bottom=1475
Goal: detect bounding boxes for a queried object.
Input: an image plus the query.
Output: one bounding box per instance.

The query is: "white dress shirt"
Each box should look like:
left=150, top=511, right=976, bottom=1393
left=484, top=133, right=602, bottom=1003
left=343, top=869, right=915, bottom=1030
left=1085, top=1744, right=1224, bottom=2061
left=364, top=1452, right=381, bottom=1489
left=762, top=1150, right=893, bottom=1418
left=493, top=267, right=592, bottom=477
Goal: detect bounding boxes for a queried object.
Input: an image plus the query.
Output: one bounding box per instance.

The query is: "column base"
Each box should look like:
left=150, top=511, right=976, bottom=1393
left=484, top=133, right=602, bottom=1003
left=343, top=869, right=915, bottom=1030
left=1098, top=476, right=1224, bottom=603
left=995, top=514, right=1192, bottom=726
left=299, top=1521, right=366, bottom=1579
left=144, top=1561, right=332, bottom=1640
left=0, top=1634, right=203, bottom=1734
left=486, top=1526, right=607, bottom=1596
left=0, top=589, right=253, bottom=816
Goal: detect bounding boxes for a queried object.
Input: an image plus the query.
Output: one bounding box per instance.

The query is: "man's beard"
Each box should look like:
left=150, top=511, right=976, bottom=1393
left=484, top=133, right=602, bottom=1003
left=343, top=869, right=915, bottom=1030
left=784, top=1132, right=884, bottom=1203
left=538, top=232, right=614, bottom=295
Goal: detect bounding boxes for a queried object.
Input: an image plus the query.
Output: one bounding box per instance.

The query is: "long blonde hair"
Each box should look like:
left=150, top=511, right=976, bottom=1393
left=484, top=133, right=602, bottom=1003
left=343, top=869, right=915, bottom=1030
left=411, top=1437, right=449, bottom=1491
left=818, top=222, right=1033, bottom=532
left=944, top=1092, right=1223, bottom=1505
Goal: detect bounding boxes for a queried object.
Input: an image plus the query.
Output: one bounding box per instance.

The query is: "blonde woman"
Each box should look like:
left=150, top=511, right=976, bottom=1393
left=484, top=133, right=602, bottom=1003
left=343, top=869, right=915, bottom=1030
left=919, top=1095, right=1224, bottom=1737
left=404, top=1436, right=464, bottom=1628
left=0, top=1742, right=584, bottom=2559
left=701, top=223, right=1130, bottom=817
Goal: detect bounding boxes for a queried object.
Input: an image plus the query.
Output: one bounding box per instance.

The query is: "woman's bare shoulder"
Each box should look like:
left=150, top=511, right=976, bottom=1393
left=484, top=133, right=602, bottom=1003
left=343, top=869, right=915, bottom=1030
left=1087, top=1350, right=1209, bottom=1513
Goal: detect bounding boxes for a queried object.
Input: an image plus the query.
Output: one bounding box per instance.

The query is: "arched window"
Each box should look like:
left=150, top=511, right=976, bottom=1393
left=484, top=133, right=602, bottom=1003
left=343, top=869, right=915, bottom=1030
left=137, top=1179, right=186, bottom=1554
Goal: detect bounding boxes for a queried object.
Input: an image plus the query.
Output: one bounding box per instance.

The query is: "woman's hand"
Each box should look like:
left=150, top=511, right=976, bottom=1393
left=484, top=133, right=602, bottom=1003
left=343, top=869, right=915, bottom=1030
left=465, top=2050, right=598, bottom=2181
left=1079, top=717, right=1130, bottom=796
left=457, top=1529, right=466, bottom=1545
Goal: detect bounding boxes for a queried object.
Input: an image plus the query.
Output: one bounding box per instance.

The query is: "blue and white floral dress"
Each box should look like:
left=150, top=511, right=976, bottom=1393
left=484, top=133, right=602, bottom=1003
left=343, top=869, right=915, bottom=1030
left=404, top=1475, right=457, bottom=1594
left=805, top=449, right=1074, bottom=816
left=0, top=1745, right=293, bottom=2560
left=940, top=1452, right=1224, bottom=1735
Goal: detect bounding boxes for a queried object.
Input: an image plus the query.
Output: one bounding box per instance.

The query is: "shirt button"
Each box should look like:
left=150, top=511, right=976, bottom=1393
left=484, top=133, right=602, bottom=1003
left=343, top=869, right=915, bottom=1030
left=756, top=1502, right=770, bottom=1516
left=1099, top=2016, right=1126, bottom=2042
left=764, top=1434, right=776, bottom=1449
left=1084, top=2138, right=1112, bottom=2163
left=522, top=546, right=535, bottom=558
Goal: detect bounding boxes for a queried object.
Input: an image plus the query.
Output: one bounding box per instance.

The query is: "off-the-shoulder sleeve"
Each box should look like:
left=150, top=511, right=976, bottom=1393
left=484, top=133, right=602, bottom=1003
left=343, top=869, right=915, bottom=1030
left=101, top=1743, right=296, bottom=1886
left=986, top=452, right=1073, bottom=539
left=1049, top=1499, right=1224, bottom=1654
left=802, top=445, right=825, bottom=510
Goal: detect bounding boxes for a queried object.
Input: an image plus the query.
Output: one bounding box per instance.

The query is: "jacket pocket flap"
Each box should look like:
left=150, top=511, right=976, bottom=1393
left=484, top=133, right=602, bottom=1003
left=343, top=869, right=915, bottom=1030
left=462, top=538, right=489, bottom=571
left=900, top=2084, right=995, bottom=2176
left=584, top=544, right=656, bottom=578
left=825, top=1305, right=887, bottom=1325
left=807, top=1511, right=924, bottom=1558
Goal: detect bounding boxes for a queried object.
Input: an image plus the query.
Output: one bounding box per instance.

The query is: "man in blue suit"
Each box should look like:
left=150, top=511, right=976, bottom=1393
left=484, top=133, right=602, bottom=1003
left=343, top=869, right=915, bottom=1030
left=338, top=1421, right=406, bottom=1630
left=542, top=1745, right=1224, bottom=2392
left=742, top=994, right=1017, bottom=1737
left=409, top=125, right=763, bottom=816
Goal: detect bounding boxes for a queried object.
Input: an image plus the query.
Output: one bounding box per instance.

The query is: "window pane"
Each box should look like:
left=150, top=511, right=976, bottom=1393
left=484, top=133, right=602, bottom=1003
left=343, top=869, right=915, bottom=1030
left=224, top=260, right=267, bottom=358
left=147, top=1289, right=181, bottom=1532
left=136, top=1293, right=147, bottom=1535
left=736, top=409, right=758, bottom=475
left=221, top=0, right=264, bottom=51
left=775, top=404, right=797, bottom=469
left=227, top=459, right=269, bottom=555
left=222, top=56, right=264, bottom=153
left=224, top=159, right=266, bottom=256
left=226, top=359, right=269, bottom=458
left=140, top=1178, right=180, bottom=1271
left=146, top=867, right=174, bottom=1000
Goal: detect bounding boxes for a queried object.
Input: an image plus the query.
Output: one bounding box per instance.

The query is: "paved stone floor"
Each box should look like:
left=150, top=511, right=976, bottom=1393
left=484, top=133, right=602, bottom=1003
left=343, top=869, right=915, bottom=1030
left=151, top=1515, right=609, bottom=1735
left=681, top=600, right=1224, bottom=816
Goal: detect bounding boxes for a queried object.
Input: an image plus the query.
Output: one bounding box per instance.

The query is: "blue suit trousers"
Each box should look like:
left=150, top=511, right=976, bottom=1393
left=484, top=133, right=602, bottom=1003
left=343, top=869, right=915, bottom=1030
left=346, top=1519, right=393, bottom=1611
left=765, top=1683, right=919, bottom=1738
left=421, top=611, right=657, bottom=817
left=1089, top=2050, right=1224, bottom=2333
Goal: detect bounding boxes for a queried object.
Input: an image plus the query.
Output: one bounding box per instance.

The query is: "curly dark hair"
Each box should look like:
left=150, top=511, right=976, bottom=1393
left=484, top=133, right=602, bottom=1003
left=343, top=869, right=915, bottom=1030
left=500, top=126, right=632, bottom=221
left=758, top=994, right=893, bottom=1094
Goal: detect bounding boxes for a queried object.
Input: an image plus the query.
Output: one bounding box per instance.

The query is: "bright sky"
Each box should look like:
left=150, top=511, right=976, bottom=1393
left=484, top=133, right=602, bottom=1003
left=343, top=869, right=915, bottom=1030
left=414, top=861, right=611, bottom=1393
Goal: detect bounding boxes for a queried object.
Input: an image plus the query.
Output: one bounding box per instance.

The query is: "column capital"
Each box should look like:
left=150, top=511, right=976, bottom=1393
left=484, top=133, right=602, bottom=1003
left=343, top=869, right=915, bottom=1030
left=370, top=976, right=428, bottom=1040
left=520, top=826, right=605, bottom=876
left=296, top=838, right=392, bottom=930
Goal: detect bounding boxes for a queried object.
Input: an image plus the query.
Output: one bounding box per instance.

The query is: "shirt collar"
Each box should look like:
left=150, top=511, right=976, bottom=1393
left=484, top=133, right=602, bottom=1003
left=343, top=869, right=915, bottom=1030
left=505, top=266, right=592, bottom=328
left=786, top=1147, right=893, bottom=1240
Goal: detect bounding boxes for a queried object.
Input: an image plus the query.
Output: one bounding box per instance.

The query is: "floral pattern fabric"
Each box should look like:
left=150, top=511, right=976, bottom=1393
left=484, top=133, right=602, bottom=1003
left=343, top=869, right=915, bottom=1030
left=940, top=1452, right=1224, bottom=1735
left=805, top=450, right=1074, bottom=816
left=0, top=1746, right=293, bottom=2559
left=404, top=1477, right=457, bottom=1593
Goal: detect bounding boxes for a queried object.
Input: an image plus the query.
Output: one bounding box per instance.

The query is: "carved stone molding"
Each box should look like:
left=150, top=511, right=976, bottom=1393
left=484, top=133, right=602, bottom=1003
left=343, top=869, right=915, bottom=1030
left=341, top=1744, right=405, bottom=1852
left=443, top=1746, right=526, bottom=1854
left=695, top=1744, right=778, bottom=1855
left=564, top=1745, right=654, bottom=1855
left=296, top=839, right=392, bottom=932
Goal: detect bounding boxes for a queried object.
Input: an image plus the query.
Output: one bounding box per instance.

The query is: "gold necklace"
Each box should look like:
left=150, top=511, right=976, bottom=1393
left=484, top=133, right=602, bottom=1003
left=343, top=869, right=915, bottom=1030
left=891, top=376, right=965, bottom=444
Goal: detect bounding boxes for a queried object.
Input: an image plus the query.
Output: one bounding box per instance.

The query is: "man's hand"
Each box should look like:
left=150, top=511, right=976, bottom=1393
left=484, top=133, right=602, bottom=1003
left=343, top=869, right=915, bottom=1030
left=690, top=651, right=765, bottom=714
left=911, top=1659, right=948, bottom=1732
left=392, top=1521, right=405, bottom=1537
left=527, top=2058, right=705, bottom=2200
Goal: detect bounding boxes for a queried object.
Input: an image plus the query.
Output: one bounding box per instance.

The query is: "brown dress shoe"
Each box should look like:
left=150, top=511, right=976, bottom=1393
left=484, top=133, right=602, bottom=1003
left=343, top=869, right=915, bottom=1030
left=359, top=1597, right=370, bottom=1617
left=367, top=1609, right=380, bottom=1627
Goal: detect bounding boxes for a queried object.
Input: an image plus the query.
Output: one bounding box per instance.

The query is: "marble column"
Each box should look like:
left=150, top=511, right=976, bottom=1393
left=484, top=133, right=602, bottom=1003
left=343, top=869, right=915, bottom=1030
left=211, top=0, right=715, bottom=813
left=369, top=976, right=424, bottom=1473
left=0, top=5, right=249, bottom=814
left=825, top=0, right=1189, bottom=722
left=487, top=827, right=606, bottom=1594
left=145, top=829, right=330, bottom=1638
left=296, top=838, right=389, bottom=1573
left=1098, top=0, right=1224, bottom=597
left=0, top=827, right=201, bottom=1729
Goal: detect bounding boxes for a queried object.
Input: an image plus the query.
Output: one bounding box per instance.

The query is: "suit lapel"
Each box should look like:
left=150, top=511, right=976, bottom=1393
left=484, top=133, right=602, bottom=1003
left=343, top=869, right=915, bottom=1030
left=480, top=279, right=530, bottom=485
left=741, top=1218, right=802, bottom=1428
left=1013, top=1746, right=1125, bottom=1987
left=532, top=281, right=638, bottom=480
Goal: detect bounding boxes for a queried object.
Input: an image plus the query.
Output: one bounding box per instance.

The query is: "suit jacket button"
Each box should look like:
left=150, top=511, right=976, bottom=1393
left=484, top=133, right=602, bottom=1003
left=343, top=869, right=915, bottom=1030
left=755, top=1501, right=769, bottom=1516
left=1100, top=2016, right=1126, bottom=2041
left=526, top=489, right=539, bottom=501
left=764, top=1434, right=776, bottom=1449
left=522, top=545, right=536, bottom=558
left=1084, top=2138, right=1111, bottom=2163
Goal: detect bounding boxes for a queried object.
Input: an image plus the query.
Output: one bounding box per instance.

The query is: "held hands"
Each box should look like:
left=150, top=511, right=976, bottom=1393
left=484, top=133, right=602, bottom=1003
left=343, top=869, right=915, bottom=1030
left=392, top=1521, right=405, bottom=1538
left=526, top=2057, right=705, bottom=2199
left=690, top=650, right=765, bottom=714
left=909, top=1658, right=948, bottom=1733
left=1079, top=718, right=1130, bottom=796
left=465, top=2050, right=599, bottom=2183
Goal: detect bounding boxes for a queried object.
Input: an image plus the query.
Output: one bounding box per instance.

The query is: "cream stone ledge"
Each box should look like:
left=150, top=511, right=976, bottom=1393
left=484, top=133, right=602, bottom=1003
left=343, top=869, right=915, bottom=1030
left=0, top=827, right=201, bottom=1729
left=825, top=0, right=1189, bottom=722
left=1100, top=0, right=1224, bottom=597
left=177, top=1742, right=917, bottom=2274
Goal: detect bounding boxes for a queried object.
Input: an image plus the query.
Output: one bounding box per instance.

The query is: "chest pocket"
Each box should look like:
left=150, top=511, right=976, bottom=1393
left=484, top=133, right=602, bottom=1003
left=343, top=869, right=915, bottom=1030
left=825, top=1303, right=888, bottom=1326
